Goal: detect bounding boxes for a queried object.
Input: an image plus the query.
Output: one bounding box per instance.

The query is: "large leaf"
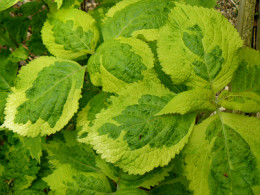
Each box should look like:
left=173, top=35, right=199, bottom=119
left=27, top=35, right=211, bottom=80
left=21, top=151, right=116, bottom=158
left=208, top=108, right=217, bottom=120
left=183, top=113, right=260, bottom=194
left=87, top=37, right=155, bottom=93
left=3, top=56, right=85, bottom=137
left=219, top=48, right=260, bottom=113
left=42, top=8, right=99, bottom=60
left=80, top=81, right=195, bottom=174
left=158, top=4, right=243, bottom=92
left=102, top=0, right=176, bottom=41
left=0, top=0, right=19, bottom=11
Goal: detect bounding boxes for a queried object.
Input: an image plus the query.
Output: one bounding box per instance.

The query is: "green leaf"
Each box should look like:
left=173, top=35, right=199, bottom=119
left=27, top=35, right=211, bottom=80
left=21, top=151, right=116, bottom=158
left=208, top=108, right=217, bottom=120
left=87, top=37, right=155, bottom=93
left=0, top=139, right=39, bottom=190
left=81, top=81, right=195, bottom=174
left=0, top=0, right=20, bottom=11
left=41, top=8, right=99, bottom=60
left=157, top=89, right=217, bottom=115
left=102, top=0, right=175, bottom=41
left=158, top=4, right=243, bottom=92
left=150, top=155, right=191, bottom=195
left=0, top=48, right=18, bottom=123
left=183, top=0, right=217, bottom=8
left=4, top=16, right=30, bottom=44
left=43, top=164, right=112, bottom=194
left=0, top=49, right=18, bottom=91
left=20, top=136, right=42, bottom=163
left=3, top=56, right=85, bottom=137
left=219, top=48, right=260, bottom=113
left=20, top=1, right=44, bottom=17
left=183, top=113, right=260, bottom=194
left=27, top=11, right=48, bottom=55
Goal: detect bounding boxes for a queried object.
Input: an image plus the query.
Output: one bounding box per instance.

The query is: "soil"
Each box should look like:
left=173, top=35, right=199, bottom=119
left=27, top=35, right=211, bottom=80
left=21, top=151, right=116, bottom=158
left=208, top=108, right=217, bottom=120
left=216, top=0, right=240, bottom=26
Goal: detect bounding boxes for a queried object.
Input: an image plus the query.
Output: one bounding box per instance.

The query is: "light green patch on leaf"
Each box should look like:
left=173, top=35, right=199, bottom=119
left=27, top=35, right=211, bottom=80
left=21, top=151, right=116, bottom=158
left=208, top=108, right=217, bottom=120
left=43, top=164, right=112, bottom=194
left=82, top=81, right=195, bottom=174
left=102, top=0, right=175, bottom=41
left=20, top=136, right=42, bottom=163
left=88, top=37, right=155, bottom=93
left=219, top=47, right=260, bottom=113
left=42, top=8, right=99, bottom=60
left=3, top=56, right=85, bottom=137
left=158, top=4, right=243, bottom=92
left=0, top=0, right=19, bottom=11
left=183, top=113, right=260, bottom=195
left=182, top=0, right=217, bottom=8
left=157, top=89, right=217, bottom=115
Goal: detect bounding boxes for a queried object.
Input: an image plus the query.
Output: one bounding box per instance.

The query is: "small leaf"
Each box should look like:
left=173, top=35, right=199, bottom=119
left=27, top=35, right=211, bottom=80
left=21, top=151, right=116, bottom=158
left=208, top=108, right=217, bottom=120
left=82, top=81, right=195, bottom=175
left=158, top=4, right=243, bottom=92
left=0, top=0, right=20, bottom=11
left=183, top=113, right=260, bottom=195
left=20, top=136, right=42, bottom=163
left=102, top=0, right=175, bottom=41
left=219, top=48, right=260, bottom=113
left=87, top=37, right=155, bottom=93
left=42, top=8, right=99, bottom=60
left=157, top=89, right=217, bottom=115
left=3, top=56, right=85, bottom=137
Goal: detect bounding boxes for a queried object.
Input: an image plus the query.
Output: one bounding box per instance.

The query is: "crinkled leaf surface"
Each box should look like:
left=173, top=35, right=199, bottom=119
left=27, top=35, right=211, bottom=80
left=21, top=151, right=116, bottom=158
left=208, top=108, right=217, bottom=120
left=3, top=56, right=85, bottom=137
left=88, top=37, right=155, bottom=93
left=157, top=89, right=216, bottom=115
left=81, top=81, right=195, bottom=174
left=158, top=4, right=243, bottom=92
left=219, top=48, right=260, bottom=113
left=0, top=134, right=39, bottom=190
left=42, top=8, right=99, bottom=60
left=102, top=0, right=176, bottom=41
left=183, top=113, right=260, bottom=195
left=0, top=0, right=19, bottom=11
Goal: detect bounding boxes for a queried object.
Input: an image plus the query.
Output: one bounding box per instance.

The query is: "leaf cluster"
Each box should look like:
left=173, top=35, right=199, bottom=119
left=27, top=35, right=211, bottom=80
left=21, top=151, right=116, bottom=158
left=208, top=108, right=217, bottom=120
left=0, top=0, right=259, bottom=194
